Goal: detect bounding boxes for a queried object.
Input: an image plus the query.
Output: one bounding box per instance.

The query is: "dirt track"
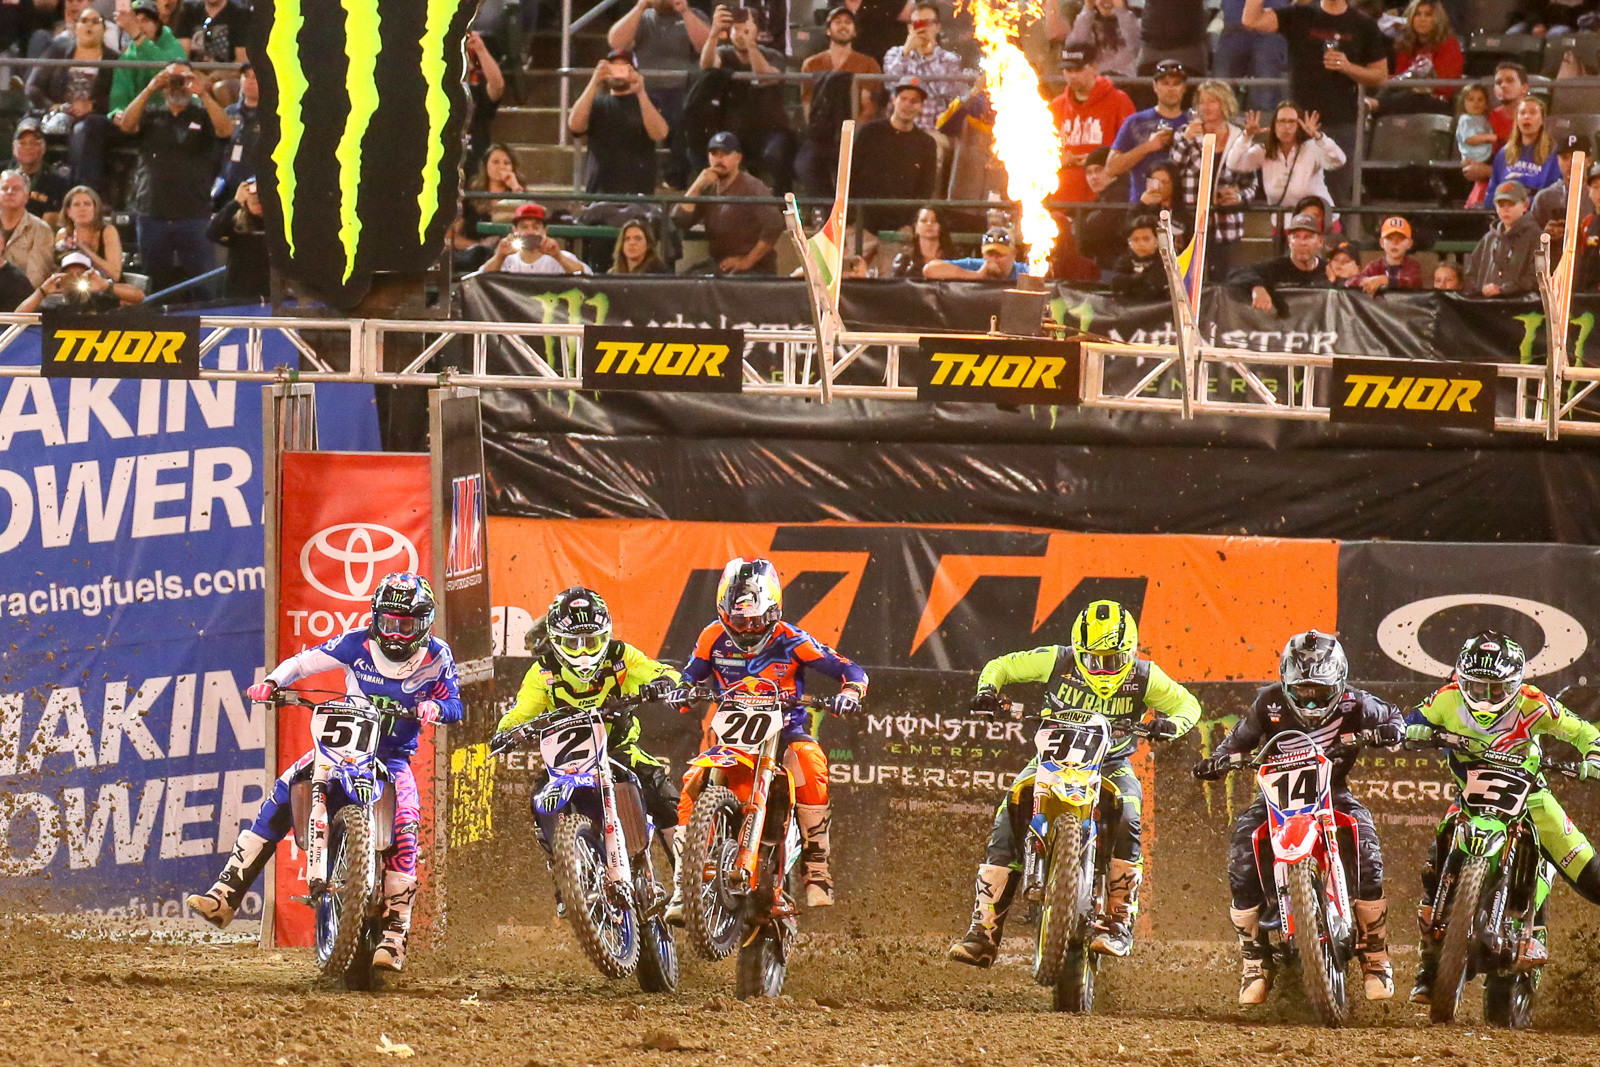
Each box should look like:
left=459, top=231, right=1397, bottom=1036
left=5, top=919, right=1600, bottom=1067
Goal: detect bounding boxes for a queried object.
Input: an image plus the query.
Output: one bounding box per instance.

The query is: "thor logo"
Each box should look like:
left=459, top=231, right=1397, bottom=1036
left=40, top=312, right=201, bottom=379
left=582, top=325, right=744, bottom=393
left=1330, top=357, right=1495, bottom=431
left=927, top=352, right=1067, bottom=390
left=591, top=340, right=732, bottom=377
left=1341, top=375, right=1481, bottom=413
left=911, top=338, right=1080, bottom=405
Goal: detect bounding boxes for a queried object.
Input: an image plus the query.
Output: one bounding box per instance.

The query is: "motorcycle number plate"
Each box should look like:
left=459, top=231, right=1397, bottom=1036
left=312, top=708, right=379, bottom=759
left=1258, top=759, right=1324, bottom=817
left=1034, top=722, right=1109, bottom=768
left=1463, top=766, right=1533, bottom=817
left=540, top=717, right=606, bottom=774
left=709, top=706, right=781, bottom=749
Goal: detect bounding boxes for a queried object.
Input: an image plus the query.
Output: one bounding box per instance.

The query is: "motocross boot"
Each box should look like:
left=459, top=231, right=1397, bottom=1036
left=1090, top=858, right=1141, bottom=957
left=796, top=803, right=834, bottom=907
left=1410, top=905, right=1438, bottom=1005
left=664, top=830, right=686, bottom=927
left=948, top=864, right=1018, bottom=967
left=185, top=829, right=272, bottom=928
left=1231, top=906, right=1272, bottom=1005
left=372, top=871, right=418, bottom=972
left=1515, top=924, right=1549, bottom=972
left=1355, top=897, right=1395, bottom=1000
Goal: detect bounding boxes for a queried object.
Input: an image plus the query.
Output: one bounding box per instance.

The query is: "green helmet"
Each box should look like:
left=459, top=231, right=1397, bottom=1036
left=1072, top=600, right=1139, bottom=699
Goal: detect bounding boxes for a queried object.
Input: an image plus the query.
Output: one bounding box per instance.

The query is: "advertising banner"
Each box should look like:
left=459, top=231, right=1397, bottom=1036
left=0, top=319, right=378, bottom=920
left=581, top=325, right=744, bottom=393
left=909, top=338, right=1080, bottom=405
left=273, top=450, right=434, bottom=945
left=1329, top=357, right=1497, bottom=432
left=435, top=392, right=492, bottom=676
left=39, top=312, right=201, bottom=379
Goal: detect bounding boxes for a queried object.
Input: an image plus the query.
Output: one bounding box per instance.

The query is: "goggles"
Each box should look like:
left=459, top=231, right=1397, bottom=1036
left=724, top=611, right=771, bottom=635
left=1462, top=677, right=1515, bottom=708
left=553, top=631, right=607, bottom=656
left=374, top=612, right=426, bottom=638
left=1288, top=680, right=1340, bottom=710
left=1081, top=650, right=1131, bottom=675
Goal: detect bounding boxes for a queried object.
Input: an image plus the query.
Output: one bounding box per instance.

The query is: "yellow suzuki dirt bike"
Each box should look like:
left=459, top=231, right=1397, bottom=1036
left=676, top=677, right=835, bottom=999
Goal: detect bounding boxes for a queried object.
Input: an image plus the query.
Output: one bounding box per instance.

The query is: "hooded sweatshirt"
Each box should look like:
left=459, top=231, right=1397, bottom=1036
left=1049, top=75, right=1136, bottom=203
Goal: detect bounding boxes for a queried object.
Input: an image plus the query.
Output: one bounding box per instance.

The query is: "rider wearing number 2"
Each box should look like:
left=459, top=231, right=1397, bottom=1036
left=1192, top=630, right=1404, bottom=1005
left=185, top=573, right=462, bottom=973
left=950, top=600, right=1202, bottom=968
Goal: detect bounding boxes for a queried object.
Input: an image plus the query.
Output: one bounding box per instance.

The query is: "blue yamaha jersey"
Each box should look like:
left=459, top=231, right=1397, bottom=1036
left=268, top=630, right=464, bottom=758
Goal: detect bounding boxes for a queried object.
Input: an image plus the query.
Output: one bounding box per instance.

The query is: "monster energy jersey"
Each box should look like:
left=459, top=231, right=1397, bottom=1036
left=1407, top=683, right=1600, bottom=786
left=978, top=646, right=1202, bottom=759
left=498, top=640, right=681, bottom=753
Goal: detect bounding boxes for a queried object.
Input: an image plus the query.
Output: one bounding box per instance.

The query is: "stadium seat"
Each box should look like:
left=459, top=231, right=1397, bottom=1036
left=1466, top=0, right=1519, bottom=34
left=1367, top=113, right=1455, bottom=166
left=1540, top=33, right=1600, bottom=76
left=1546, top=113, right=1600, bottom=156
left=1466, top=32, right=1545, bottom=76
left=1551, top=82, right=1600, bottom=118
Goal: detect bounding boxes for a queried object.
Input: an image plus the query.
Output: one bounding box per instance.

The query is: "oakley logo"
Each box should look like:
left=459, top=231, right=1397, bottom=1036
left=1376, top=594, right=1588, bottom=678
left=300, top=522, right=420, bottom=602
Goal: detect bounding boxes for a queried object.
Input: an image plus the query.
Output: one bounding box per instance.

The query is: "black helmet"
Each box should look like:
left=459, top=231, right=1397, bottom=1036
left=1279, top=630, right=1348, bottom=727
left=547, top=587, right=612, bottom=681
left=717, top=558, right=783, bottom=653
left=1456, top=631, right=1525, bottom=726
left=369, top=572, right=435, bottom=665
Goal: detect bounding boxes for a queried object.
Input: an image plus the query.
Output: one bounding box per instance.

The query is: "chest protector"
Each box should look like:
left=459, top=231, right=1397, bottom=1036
left=537, top=641, right=629, bottom=711
left=1045, top=649, right=1153, bottom=718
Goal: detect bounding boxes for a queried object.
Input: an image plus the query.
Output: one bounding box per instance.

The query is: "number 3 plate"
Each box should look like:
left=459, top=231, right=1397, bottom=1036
left=1463, top=767, right=1533, bottom=817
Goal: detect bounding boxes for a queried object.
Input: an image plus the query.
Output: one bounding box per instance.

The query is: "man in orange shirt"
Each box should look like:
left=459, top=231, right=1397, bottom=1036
left=800, top=6, right=880, bottom=122
left=1048, top=44, right=1135, bottom=203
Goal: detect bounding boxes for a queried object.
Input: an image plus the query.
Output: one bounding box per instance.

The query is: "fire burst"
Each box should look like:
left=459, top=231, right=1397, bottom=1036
left=963, top=0, right=1060, bottom=276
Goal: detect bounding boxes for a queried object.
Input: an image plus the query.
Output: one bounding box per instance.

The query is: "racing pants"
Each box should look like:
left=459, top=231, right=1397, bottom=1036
left=986, top=756, right=1142, bottom=871
left=1420, top=790, right=1600, bottom=910
left=1228, top=790, right=1383, bottom=909
left=250, top=750, right=422, bottom=875
left=675, top=727, right=828, bottom=825
left=534, top=743, right=681, bottom=834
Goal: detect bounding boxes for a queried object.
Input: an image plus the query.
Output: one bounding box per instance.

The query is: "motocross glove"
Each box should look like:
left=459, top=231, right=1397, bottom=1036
left=1582, top=755, right=1600, bottom=781
left=1370, top=720, right=1405, bottom=748
left=416, top=700, right=442, bottom=726
left=1192, top=755, right=1226, bottom=781
left=832, top=689, right=861, bottom=716
left=970, top=686, right=1004, bottom=716
left=638, top=677, right=677, bottom=702
left=246, top=680, right=277, bottom=702
left=1405, top=722, right=1437, bottom=744
left=1148, top=716, right=1181, bottom=742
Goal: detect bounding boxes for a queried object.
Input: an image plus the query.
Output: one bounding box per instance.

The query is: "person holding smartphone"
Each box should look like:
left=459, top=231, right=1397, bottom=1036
left=108, top=0, right=187, bottom=113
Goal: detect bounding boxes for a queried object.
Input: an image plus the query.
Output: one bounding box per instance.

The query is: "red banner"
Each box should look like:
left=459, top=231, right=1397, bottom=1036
left=274, top=451, right=434, bottom=946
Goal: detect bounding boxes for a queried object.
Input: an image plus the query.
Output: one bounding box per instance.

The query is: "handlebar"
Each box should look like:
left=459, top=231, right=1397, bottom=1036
left=269, top=690, right=423, bottom=723
left=487, top=696, right=646, bottom=756
left=1201, top=729, right=1379, bottom=779
left=970, top=698, right=1175, bottom=741
left=1407, top=728, right=1587, bottom=781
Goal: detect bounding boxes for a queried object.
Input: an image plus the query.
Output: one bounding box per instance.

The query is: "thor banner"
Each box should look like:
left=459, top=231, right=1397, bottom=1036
left=274, top=450, right=434, bottom=946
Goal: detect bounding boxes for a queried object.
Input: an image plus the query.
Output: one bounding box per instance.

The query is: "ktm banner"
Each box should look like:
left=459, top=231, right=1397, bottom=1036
left=909, top=338, right=1081, bottom=405
left=486, top=519, right=1337, bottom=679
left=39, top=311, right=200, bottom=379
left=581, top=325, right=744, bottom=393
left=1329, top=357, right=1496, bottom=432
left=274, top=451, right=434, bottom=946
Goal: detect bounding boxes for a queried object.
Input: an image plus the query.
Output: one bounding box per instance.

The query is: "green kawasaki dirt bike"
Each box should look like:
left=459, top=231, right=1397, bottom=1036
left=1411, top=727, right=1587, bottom=1028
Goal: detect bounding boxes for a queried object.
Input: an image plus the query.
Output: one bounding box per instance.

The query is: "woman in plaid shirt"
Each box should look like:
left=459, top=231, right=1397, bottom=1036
left=1169, top=79, right=1258, bottom=279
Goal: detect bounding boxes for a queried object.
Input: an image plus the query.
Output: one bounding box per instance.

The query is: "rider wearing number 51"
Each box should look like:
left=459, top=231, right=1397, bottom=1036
left=1404, top=632, right=1600, bottom=1006
left=1192, top=631, right=1404, bottom=1005
left=186, top=573, right=462, bottom=973
left=950, top=600, right=1201, bottom=967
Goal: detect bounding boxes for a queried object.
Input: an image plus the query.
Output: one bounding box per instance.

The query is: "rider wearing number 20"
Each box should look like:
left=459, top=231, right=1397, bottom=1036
left=185, top=573, right=462, bottom=973
left=950, top=600, right=1201, bottom=968
left=1192, top=631, right=1404, bottom=1005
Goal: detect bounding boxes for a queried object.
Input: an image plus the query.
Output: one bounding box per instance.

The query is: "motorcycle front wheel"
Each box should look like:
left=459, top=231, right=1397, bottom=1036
left=552, top=811, right=640, bottom=979
left=682, top=785, right=744, bottom=961
left=635, top=849, right=679, bottom=993
left=1432, top=855, right=1490, bottom=1024
left=735, top=924, right=786, bottom=999
left=316, top=804, right=375, bottom=980
left=1035, top=813, right=1087, bottom=989
left=1287, top=858, right=1350, bottom=1027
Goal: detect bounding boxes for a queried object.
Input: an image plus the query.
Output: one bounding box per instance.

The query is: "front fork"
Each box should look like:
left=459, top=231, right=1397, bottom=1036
left=731, top=752, right=775, bottom=893
left=597, top=769, right=635, bottom=899
left=306, top=772, right=331, bottom=891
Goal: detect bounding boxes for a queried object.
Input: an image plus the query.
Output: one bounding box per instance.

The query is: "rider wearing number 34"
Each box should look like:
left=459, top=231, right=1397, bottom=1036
left=185, top=573, right=463, bottom=973
left=950, top=600, right=1202, bottom=968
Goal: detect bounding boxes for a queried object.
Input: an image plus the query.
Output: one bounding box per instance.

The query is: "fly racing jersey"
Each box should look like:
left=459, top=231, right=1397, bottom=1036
left=497, top=640, right=682, bottom=758
left=1407, top=683, right=1600, bottom=786
left=1212, top=683, right=1402, bottom=790
left=267, top=630, right=463, bottom=759
left=978, top=645, right=1201, bottom=758
left=682, top=621, right=868, bottom=733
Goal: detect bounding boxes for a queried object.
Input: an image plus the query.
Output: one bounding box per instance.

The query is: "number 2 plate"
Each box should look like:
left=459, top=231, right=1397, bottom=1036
left=540, top=717, right=606, bottom=773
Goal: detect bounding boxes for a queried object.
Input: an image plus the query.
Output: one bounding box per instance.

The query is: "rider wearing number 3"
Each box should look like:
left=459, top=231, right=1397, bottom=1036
left=950, top=600, right=1201, bottom=967
left=185, top=573, right=462, bottom=973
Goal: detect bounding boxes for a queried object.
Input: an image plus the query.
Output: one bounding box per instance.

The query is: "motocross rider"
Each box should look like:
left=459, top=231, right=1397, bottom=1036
left=664, top=558, right=868, bottom=924
left=1405, top=631, right=1600, bottom=1005
left=1192, top=630, right=1405, bottom=1004
left=185, top=573, right=461, bottom=973
left=496, top=587, right=685, bottom=905
left=949, top=600, right=1201, bottom=967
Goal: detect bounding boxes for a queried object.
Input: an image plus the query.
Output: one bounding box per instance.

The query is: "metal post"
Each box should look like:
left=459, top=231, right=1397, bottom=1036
left=559, top=0, right=573, bottom=149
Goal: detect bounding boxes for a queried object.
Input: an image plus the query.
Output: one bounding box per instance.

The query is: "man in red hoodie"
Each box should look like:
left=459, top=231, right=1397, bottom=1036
left=1049, top=44, right=1135, bottom=203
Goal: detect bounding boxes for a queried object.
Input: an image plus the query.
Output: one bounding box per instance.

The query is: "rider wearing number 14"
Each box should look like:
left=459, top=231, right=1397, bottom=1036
left=185, top=573, right=462, bottom=973
left=950, top=600, right=1202, bottom=967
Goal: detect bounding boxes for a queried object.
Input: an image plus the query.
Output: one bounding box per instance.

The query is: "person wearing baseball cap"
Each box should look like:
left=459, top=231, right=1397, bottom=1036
left=7, top=117, right=70, bottom=223
left=1230, top=210, right=1326, bottom=312
left=672, top=130, right=784, bottom=274
left=1104, top=57, right=1189, bottom=204
left=851, top=76, right=937, bottom=232
left=1530, top=132, right=1600, bottom=237
left=923, top=227, right=1029, bottom=282
left=109, top=0, right=187, bottom=114
left=1049, top=0, right=1141, bottom=77
left=1048, top=41, right=1135, bottom=203
left=1350, top=215, right=1422, bottom=294
left=14, top=247, right=121, bottom=313
left=569, top=46, right=669, bottom=196
left=483, top=201, right=592, bottom=276
left=1465, top=180, right=1540, bottom=296
left=799, top=5, right=881, bottom=121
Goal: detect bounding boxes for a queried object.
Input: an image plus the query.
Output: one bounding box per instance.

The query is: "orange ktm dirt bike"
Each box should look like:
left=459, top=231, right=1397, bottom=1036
left=675, top=677, right=836, bottom=999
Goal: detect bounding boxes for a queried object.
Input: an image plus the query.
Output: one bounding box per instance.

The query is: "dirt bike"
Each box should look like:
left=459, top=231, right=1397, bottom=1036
left=1000, top=699, right=1166, bottom=1014
left=489, top=694, right=678, bottom=992
left=676, top=677, right=835, bottom=1000
left=1410, top=727, right=1585, bottom=1028
left=276, top=690, right=418, bottom=991
left=1211, top=729, right=1371, bottom=1027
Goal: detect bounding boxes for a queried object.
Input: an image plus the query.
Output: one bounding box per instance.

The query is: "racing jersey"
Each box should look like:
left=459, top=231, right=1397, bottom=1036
left=978, top=645, right=1201, bottom=759
left=268, top=631, right=463, bottom=759
left=1212, top=683, right=1402, bottom=790
left=497, top=640, right=681, bottom=753
left=1407, top=683, right=1600, bottom=786
left=682, top=621, right=868, bottom=733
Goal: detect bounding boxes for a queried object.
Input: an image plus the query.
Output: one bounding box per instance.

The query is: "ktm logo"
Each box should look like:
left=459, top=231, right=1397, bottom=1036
left=591, top=340, right=731, bottom=377
left=928, top=351, right=1069, bottom=390
left=51, top=329, right=189, bottom=364
left=1340, top=373, right=1482, bottom=413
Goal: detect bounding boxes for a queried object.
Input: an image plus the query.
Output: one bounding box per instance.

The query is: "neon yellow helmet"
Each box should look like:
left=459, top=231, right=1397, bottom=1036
left=1072, top=600, right=1139, bottom=699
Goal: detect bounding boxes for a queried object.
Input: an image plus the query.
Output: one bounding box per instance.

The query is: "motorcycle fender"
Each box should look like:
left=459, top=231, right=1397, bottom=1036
left=535, top=773, right=594, bottom=816
left=1272, top=813, right=1319, bottom=865
left=690, top=745, right=748, bottom=770
left=1027, top=812, right=1051, bottom=849
left=1461, top=816, right=1508, bottom=858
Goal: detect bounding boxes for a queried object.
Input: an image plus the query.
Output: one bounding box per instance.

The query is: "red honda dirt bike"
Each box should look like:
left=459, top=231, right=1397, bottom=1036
left=1213, top=729, right=1376, bottom=1027
left=675, top=677, right=835, bottom=999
